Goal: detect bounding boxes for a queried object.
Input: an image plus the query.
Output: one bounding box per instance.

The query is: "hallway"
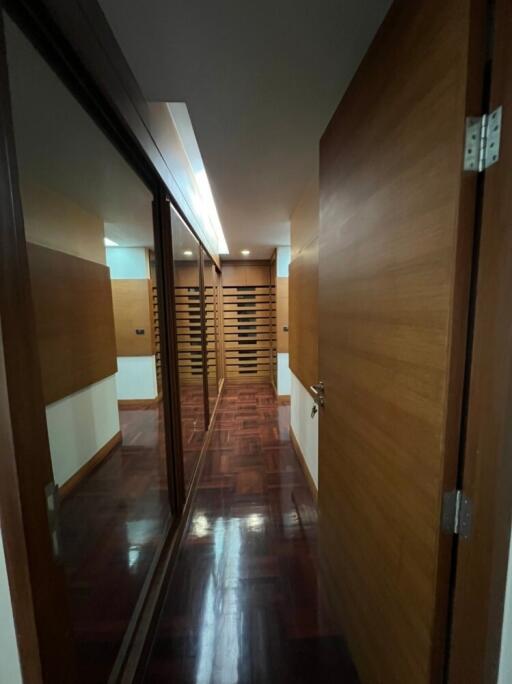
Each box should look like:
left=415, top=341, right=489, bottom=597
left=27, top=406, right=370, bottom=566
left=146, top=383, right=358, bottom=683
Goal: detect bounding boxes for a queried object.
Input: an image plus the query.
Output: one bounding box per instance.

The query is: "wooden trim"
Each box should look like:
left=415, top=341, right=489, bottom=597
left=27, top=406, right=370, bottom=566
left=448, top=1, right=512, bottom=680
left=289, top=425, right=317, bottom=502
left=277, top=395, right=290, bottom=405
left=60, top=430, right=122, bottom=499
left=118, top=395, right=162, bottom=410
left=0, top=6, right=76, bottom=681
left=113, top=376, right=225, bottom=683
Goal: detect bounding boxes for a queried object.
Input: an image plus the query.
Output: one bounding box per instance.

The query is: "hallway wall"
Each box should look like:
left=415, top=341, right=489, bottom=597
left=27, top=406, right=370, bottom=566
left=106, top=247, right=159, bottom=401
left=0, top=530, right=23, bottom=684
left=499, top=528, right=512, bottom=683
left=289, top=175, right=319, bottom=490
left=276, top=246, right=291, bottom=398
left=22, top=183, right=120, bottom=487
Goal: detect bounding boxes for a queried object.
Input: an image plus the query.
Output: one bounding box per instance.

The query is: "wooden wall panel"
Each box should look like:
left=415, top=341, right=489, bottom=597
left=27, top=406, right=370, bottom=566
left=291, top=176, right=319, bottom=259
left=27, top=243, right=117, bottom=405
left=289, top=237, right=318, bottom=391
left=111, top=279, right=154, bottom=356
left=317, top=1, right=485, bottom=682
left=221, top=260, right=270, bottom=287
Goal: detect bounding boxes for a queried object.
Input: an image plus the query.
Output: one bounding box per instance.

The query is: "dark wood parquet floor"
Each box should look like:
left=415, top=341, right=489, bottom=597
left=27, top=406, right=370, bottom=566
left=60, top=404, right=171, bottom=684
left=59, top=385, right=212, bottom=683
left=145, top=382, right=359, bottom=684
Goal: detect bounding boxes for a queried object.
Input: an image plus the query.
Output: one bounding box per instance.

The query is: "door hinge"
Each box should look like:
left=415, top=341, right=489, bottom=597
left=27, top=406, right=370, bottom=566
left=442, top=489, right=472, bottom=539
left=464, top=106, right=502, bottom=172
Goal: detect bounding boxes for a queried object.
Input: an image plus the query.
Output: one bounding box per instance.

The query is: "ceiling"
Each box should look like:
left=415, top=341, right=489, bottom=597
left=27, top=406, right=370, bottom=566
left=99, top=0, right=391, bottom=259
left=5, top=15, right=154, bottom=249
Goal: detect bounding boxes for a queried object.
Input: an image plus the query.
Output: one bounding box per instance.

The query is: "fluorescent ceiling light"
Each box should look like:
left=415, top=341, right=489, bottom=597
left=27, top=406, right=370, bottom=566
left=241, top=249, right=250, bottom=256
left=168, top=103, right=229, bottom=255
left=183, top=250, right=193, bottom=256
left=104, top=237, right=119, bottom=247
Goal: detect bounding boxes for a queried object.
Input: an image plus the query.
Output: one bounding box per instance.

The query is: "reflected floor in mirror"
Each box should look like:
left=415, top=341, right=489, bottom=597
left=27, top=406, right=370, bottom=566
left=145, top=382, right=359, bottom=684
left=59, top=403, right=170, bottom=683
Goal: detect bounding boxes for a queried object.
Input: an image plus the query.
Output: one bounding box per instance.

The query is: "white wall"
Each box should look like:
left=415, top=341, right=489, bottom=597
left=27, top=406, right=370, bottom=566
left=22, top=184, right=120, bottom=486
left=46, top=375, right=120, bottom=486
left=276, top=246, right=291, bottom=397
left=107, top=247, right=158, bottom=400
left=0, top=531, right=23, bottom=684
left=106, top=246, right=149, bottom=279
left=276, top=245, right=291, bottom=277
left=116, top=357, right=158, bottom=401
left=290, top=371, right=318, bottom=488
left=278, top=352, right=291, bottom=396
left=499, top=527, right=512, bottom=683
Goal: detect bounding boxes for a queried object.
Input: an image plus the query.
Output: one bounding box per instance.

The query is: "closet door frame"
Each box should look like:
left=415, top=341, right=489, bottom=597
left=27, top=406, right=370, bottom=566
left=0, top=1, right=186, bottom=680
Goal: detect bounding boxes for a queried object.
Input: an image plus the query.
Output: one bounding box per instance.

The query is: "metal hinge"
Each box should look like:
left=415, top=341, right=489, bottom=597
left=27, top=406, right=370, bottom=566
left=442, top=490, right=472, bottom=539
left=464, top=106, right=502, bottom=172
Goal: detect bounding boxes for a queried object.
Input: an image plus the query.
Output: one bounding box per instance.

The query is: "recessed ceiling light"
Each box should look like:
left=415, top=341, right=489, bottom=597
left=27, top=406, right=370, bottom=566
left=183, top=250, right=193, bottom=257
left=241, top=249, right=251, bottom=256
left=104, top=237, right=119, bottom=247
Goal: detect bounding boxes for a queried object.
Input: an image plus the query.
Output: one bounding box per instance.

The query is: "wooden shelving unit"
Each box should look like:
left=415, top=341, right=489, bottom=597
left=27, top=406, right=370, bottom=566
left=175, top=283, right=204, bottom=383
left=221, top=261, right=274, bottom=382
left=150, top=282, right=162, bottom=393
left=204, top=282, right=218, bottom=387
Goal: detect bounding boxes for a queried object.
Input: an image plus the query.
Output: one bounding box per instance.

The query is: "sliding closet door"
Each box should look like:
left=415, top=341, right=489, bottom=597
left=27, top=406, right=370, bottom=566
left=4, top=15, right=173, bottom=683
left=170, top=206, right=207, bottom=492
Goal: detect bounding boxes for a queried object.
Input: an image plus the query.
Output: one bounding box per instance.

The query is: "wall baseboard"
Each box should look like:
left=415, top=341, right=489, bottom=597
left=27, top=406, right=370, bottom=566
left=278, top=394, right=290, bottom=405
left=60, top=430, right=122, bottom=498
left=118, top=394, right=162, bottom=409
left=289, top=424, right=317, bottom=502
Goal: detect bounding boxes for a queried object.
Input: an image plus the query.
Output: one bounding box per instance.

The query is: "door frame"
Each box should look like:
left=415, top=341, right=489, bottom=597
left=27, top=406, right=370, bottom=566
left=448, top=0, right=512, bottom=680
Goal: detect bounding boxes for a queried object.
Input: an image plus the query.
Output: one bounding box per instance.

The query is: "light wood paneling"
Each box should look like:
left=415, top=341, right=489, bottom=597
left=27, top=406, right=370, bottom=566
left=317, top=1, right=484, bottom=683
left=22, top=182, right=106, bottom=265
left=291, top=176, right=319, bottom=259
left=289, top=237, right=318, bottom=391
left=111, top=279, right=154, bottom=356
left=221, top=260, right=270, bottom=287
left=27, top=243, right=117, bottom=405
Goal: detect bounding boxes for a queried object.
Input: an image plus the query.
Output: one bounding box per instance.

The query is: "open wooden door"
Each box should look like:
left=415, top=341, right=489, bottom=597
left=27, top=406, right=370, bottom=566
left=317, top=1, right=487, bottom=682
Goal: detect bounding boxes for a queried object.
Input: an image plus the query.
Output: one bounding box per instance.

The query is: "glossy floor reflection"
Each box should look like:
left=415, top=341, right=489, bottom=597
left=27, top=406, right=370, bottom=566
left=145, top=383, right=359, bottom=683
left=60, top=403, right=170, bottom=684
left=181, top=383, right=207, bottom=490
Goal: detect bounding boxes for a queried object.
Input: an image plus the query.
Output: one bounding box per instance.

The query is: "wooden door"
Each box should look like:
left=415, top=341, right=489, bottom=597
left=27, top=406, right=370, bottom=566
left=317, top=1, right=486, bottom=682
left=448, top=0, right=512, bottom=681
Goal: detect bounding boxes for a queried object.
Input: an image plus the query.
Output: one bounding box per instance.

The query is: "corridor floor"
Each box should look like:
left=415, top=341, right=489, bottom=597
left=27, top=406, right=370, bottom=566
left=145, top=382, right=359, bottom=683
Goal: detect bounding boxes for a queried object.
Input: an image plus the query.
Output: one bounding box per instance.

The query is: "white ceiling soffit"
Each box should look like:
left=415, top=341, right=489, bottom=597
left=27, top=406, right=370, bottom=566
left=99, top=0, right=392, bottom=259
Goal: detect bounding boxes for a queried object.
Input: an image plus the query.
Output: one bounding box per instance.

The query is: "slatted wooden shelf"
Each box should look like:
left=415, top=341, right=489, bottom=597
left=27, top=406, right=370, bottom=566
left=151, top=282, right=162, bottom=392
left=175, top=285, right=204, bottom=383
left=205, top=284, right=217, bottom=381
left=221, top=280, right=274, bottom=381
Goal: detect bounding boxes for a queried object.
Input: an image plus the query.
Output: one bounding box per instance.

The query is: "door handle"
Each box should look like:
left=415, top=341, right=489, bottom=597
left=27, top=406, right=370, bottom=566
left=310, top=381, right=325, bottom=406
